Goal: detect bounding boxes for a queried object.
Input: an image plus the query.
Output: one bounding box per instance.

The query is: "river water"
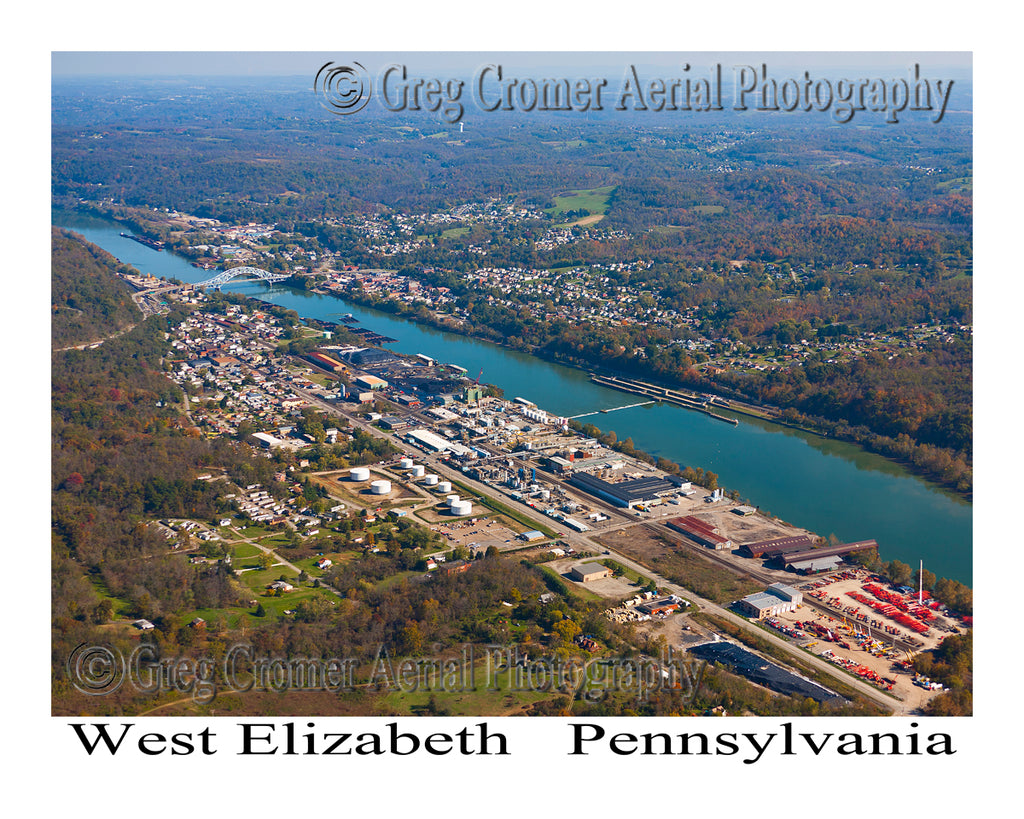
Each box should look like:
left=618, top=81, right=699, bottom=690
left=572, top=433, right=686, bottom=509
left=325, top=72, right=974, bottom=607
left=53, top=211, right=973, bottom=586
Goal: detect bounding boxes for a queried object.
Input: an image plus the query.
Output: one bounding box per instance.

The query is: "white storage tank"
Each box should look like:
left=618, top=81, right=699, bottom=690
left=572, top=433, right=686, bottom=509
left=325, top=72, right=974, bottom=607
left=410, top=464, right=426, bottom=478
left=450, top=500, right=473, bottom=516
left=370, top=480, right=392, bottom=495
left=349, top=467, right=370, bottom=482
left=437, top=481, right=452, bottom=493
left=399, top=458, right=414, bottom=470
left=445, top=495, right=460, bottom=506
left=424, top=474, right=439, bottom=486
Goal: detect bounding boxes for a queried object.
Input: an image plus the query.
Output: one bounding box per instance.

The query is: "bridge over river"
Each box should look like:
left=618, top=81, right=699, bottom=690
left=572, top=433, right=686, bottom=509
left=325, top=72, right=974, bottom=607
left=198, top=266, right=289, bottom=289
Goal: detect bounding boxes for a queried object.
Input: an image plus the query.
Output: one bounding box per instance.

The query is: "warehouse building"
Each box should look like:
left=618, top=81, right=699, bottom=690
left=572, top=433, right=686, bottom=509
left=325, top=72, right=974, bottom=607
left=736, top=583, right=804, bottom=618
left=404, top=428, right=472, bottom=458
left=767, top=539, right=879, bottom=571
left=354, top=374, right=389, bottom=391
left=306, top=351, right=347, bottom=373
left=250, top=431, right=307, bottom=451
left=738, top=535, right=814, bottom=559
left=569, top=471, right=687, bottom=509
left=666, top=516, right=733, bottom=550
left=787, top=555, right=843, bottom=574
left=570, top=562, right=612, bottom=582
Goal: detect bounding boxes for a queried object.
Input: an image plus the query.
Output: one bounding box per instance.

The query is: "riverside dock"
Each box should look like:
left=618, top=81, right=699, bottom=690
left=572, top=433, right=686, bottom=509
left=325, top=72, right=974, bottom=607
left=589, top=374, right=739, bottom=425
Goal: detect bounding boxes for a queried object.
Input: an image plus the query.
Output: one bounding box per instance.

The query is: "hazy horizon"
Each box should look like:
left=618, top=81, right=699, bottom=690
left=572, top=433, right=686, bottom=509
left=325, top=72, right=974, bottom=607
left=52, top=51, right=972, bottom=79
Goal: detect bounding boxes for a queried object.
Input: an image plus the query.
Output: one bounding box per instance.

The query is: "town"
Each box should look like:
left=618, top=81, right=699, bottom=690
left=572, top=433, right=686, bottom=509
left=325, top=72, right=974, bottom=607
left=99, top=199, right=973, bottom=387
left=109, top=272, right=969, bottom=715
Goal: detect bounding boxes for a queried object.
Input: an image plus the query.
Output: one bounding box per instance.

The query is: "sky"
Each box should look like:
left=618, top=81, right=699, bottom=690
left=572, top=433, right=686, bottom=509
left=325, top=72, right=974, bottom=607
left=52, top=51, right=972, bottom=78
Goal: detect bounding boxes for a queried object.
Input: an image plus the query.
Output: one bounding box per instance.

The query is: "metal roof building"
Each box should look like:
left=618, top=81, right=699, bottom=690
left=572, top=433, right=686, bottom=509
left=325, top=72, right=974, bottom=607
left=736, top=583, right=803, bottom=618
left=787, top=555, right=843, bottom=574
left=404, top=428, right=472, bottom=457
left=666, top=516, right=733, bottom=550
left=738, top=535, right=815, bottom=559
left=767, top=539, right=879, bottom=570
left=569, top=471, right=686, bottom=508
left=570, top=562, right=612, bottom=582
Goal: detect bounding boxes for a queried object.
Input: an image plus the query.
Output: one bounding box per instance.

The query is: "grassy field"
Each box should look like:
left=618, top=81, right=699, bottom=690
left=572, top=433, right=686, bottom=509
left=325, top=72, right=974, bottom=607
left=936, top=176, right=972, bottom=193
left=184, top=583, right=337, bottom=627
left=380, top=660, right=566, bottom=715
left=544, top=185, right=616, bottom=219
left=541, top=139, right=588, bottom=149
left=226, top=542, right=263, bottom=565
left=301, top=371, right=336, bottom=387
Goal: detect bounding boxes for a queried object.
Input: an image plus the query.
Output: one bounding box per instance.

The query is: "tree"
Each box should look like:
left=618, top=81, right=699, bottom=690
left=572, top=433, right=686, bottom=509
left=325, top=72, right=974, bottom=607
left=258, top=553, right=274, bottom=571
left=91, top=599, right=115, bottom=624
left=884, top=559, right=913, bottom=587
left=295, top=596, right=332, bottom=622
left=552, top=619, right=581, bottom=644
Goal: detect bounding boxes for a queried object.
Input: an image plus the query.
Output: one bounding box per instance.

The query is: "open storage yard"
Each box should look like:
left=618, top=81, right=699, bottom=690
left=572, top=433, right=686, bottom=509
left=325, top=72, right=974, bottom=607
left=748, top=568, right=969, bottom=711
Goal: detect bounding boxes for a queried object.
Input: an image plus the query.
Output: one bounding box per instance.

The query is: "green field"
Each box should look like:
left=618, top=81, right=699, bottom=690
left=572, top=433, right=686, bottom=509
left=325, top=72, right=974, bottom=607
left=380, top=661, right=565, bottom=715
left=936, top=176, right=972, bottom=193
left=544, top=185, right=616, bottom=218
left=184, top=585, right=336, bottom=627
left=226, top=541, right=262, bottom=562
left=541, top=139, right=588, bottom=149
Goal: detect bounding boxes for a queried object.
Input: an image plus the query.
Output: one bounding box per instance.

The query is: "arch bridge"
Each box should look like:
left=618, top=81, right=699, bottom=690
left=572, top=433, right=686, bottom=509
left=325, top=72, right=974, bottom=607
left=198, top=266, right=290, bottom=289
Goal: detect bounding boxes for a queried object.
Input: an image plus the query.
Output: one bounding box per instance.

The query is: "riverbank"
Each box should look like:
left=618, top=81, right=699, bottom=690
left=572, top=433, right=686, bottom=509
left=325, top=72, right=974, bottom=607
left=315, top=283, right=971, bottom=500
left=50, top=210, right=974, bottom=585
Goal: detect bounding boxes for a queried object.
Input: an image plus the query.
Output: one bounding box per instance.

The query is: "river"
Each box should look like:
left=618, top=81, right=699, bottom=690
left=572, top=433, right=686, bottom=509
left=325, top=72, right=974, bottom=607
left=53, top=210, right=973, bottom=586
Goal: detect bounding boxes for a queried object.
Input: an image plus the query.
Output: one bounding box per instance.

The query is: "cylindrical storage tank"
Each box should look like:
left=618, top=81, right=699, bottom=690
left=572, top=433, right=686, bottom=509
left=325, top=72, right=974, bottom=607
left=445, top=495, right=460, bottom=506
left=399, top=458, right=414, bottom=470
left=423, top=474, right=439, bottom=486
left=410, top=464, right=426, bottom=478
left=370, top=480, right=392, bottom=495
left=349, top=467, right=370, bottom=482
left=437, top=481, right=452, bottom=493
left=450, top=500, right=472, bottom=516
